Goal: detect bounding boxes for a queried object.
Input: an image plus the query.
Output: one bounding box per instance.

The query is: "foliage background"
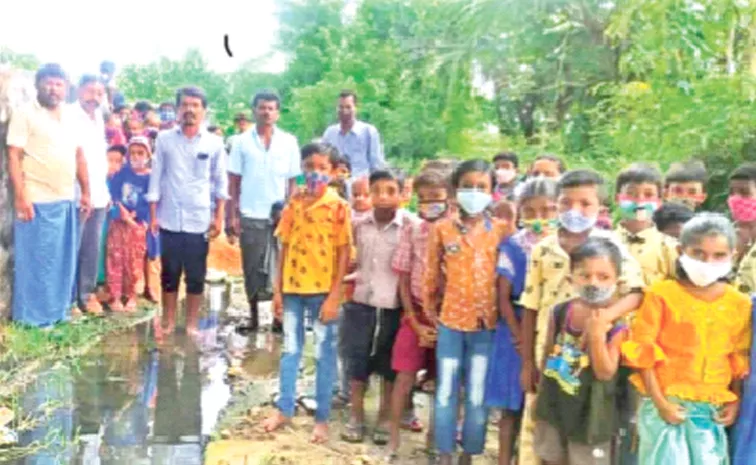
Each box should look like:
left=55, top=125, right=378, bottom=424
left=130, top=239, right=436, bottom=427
left=4, top=0, right=756, bottom=205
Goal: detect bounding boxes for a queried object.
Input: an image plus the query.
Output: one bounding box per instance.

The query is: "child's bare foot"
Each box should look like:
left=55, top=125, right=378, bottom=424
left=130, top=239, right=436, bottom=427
left=311, top=422, right=329, bottom=444
left=111, top=299, right=124, bottom=313
left=438, top=454, right=453, bottom=465
left=124, top=298, right=137, bottom=313
left=458, top=453, right=472, bottom=465
left=261, top=410, right=289, bottom=433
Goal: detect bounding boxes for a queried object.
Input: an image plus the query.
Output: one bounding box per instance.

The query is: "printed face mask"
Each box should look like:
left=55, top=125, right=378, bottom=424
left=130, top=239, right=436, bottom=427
left=495, top=168, right=517, bottom=185
left=577, top=284, right=617, bottom=305
left=131, top=158, right=148, bottom=170
left=728, top=195, right=756, bottom=223
left=456, top=189, right=491, bottom=216
left=521, top=218, right=558, bottom=235
left=666, top=195, right=704, bottom=209
left=618, top=198, right=659, bottom=221
left=160, top=110, right=176, bottom=122
left=418, top=202, right=447, bottom=221
left=305, top=172, right=330, bottom=194
left=559, top=209, right=597, bottom=234
left=679, top=254, right=731, bottom=287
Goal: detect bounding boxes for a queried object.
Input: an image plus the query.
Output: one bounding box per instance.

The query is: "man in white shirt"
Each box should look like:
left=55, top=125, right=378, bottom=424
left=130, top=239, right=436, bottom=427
left=72, top=74, right=109, bottom=315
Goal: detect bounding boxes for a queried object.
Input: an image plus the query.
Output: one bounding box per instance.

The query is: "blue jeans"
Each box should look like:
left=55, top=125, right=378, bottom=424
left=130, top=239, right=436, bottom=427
left=276, top=294, right=338, bottom=423
left=434, top=324, right=493, bottom=455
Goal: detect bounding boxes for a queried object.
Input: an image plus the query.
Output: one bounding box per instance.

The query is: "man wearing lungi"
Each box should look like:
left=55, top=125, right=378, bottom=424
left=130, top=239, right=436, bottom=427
left=7, top=63, right=91, bottom=327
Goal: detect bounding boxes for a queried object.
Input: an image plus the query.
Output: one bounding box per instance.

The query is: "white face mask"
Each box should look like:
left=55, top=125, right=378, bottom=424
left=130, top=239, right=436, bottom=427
left=679, top=254, right=731, bottom=287
left=495, top=168, right=516, bottom=185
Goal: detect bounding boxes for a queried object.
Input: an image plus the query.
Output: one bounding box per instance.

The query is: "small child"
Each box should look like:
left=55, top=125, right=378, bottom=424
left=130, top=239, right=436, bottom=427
left=96, top=145, right=127, bottom=300
left=615, top=163, right=678, bottom=286
left=518, top=169, right=644, bottom=465
left=105, top=114, right=127, bottom=146
left=387, top=169, right=450, bottom=459
left=350, top=177, right=372, bottom=223
left=424, top=159, right=513, bottom=465
left=401, top=175, right=414, bottom=210
left=330, top=155, right=352, bottom=200
left=728, top=162, right=756, bottom=264
left=527, top=153, right=566, bottom=180
left=107, top=137, right=152, bottom=312
left=663, top=160, right=708, bottom=210
left=652, top=202, right=694, bottom=239
left=493, top=151, right=520, bottom=201
left=622, top=213, right=751, bottom=463
left=535, top=238, right=628, bottom=465
left=261, top=142, right=351, bottom=444
left=596, top=199, right=613, bottom=231
left=486, top=178, right=559, bottom=465
left=341, top=170, right=407, bottom=446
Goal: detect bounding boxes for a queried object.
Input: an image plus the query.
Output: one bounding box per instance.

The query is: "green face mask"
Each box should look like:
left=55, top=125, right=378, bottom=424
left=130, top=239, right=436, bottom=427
left=618, top=199, right=658, bottom=221
left=521, top=218, right=558, bottom=235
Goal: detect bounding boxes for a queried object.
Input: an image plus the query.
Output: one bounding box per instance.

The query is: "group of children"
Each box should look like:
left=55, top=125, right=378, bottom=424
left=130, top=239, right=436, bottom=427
left=257, top=141, right=756, bottom=465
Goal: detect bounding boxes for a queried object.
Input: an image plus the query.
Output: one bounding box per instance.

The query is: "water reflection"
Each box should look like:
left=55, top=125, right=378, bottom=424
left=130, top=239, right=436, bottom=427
left=11, top=306, right=281, bottom=465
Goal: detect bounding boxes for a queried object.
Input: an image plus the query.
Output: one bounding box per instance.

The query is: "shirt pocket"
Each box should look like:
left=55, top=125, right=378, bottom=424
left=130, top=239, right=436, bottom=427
left=193, top=153, right=211, bottom=179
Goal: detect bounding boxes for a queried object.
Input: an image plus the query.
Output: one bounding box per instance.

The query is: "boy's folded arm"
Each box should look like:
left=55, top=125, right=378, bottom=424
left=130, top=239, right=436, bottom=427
left=605, top=291, right=643, bottom=322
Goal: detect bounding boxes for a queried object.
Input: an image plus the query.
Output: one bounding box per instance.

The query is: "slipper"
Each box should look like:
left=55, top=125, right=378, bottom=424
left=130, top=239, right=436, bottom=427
left=401, top=416, right=424, bottom=433
left=341, top=422, right=366, bottom=443
left=372, top=426, right=390, bottom=445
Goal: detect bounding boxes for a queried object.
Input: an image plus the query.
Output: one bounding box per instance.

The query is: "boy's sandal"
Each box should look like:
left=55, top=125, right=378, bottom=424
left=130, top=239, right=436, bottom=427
left=400, top=416, right=424, bottom=433
left=340, top=422, right=366, bottom=443
left=372, top=426, right=390, bottom=445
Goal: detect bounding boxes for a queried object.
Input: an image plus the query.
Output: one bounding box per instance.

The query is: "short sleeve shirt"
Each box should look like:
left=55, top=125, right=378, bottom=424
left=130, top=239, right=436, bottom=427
left=6, top=101, right=80, bottom=203
left=736, top=242, right=756, bottom=294
left=275, top=189, right=352, bottom=295
left=391, top=215, right=428, bottom=305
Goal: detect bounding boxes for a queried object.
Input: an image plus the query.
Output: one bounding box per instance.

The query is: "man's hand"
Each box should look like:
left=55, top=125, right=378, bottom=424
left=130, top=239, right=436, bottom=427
left=15, top=195, right=34, bottom=222
left=150, top=217, right=159, bottom=236
left=272, top=291, right=283, bottom=321
left=715, top=401, right=739, bottom=426
left=208, top=216, right=223, bottom=240
left=79, top=193, right=92, bottom=220
left=319, top=294, right=340, bottom=323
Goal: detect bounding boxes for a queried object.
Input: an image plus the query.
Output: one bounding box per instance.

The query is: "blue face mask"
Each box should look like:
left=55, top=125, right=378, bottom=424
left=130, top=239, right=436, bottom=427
left=159, top=110, right=176, bottom=122
left=456, top=189, right=491, bottom=215
left=559, top=209, right=597, bottom=233
left=305, top=172, right=331, bottom=193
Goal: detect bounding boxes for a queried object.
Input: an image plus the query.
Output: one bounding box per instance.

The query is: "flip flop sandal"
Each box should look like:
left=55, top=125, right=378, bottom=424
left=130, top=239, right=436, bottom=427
left=372, top=426, right=390, bottom=445
left=341, top=422, right=366, bottom=443
left=400, top=416, right=424, bottom=433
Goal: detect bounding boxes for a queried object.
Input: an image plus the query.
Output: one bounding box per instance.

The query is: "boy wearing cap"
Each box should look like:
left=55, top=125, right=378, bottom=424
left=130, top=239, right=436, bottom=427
left=107, top=137, right=153, bottom=312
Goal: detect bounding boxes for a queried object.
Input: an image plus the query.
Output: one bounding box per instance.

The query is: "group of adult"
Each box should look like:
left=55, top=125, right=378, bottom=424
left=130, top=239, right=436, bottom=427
left=6, top=61, right=385, bottom=332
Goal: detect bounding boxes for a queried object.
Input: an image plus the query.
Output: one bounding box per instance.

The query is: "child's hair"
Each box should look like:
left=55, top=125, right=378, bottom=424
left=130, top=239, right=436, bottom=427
left=421, top=159, right=457, bottom=181
left=413, top=169, right=448, bottom=191
left=653, top=202, right=694, bottom=232
left=569, top=237, right=623, bottom=276
left=729, top=162, right=756, bottom=183
left=336, top=156, right=352, bottom=172
left=369, top=169, right=405, bottom=190
left=615, top=163, right=663, bottom=195
left=207, top=125, right=219, bottom=133
left=301, top=142, right=341, bottom=166
left=532, top=153, right=567, bottom=173
left=451, top=159, right=493, bottom=189
left=107, top=144, right=127, bottom=157
left=679, top=213, right=736, bottom=251
left=664, top=160, right=708, bottom=186
left=516, top=177, right=559, bottom=204
left=493, top=151, right=519, bottom=169
left=557, top=169, right=607, bottom=202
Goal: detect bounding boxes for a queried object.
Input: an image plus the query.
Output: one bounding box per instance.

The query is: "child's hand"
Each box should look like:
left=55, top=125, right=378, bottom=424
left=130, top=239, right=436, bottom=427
left=416, top=324, right=438, bottom=348
left=272, top=291, right=283, bottom=321
left=587, top=309, right=612, bottom=337
left=319, top=294, right=340, bottom=323
left=715, top=401, right=740, bottom=426
left=520, top=362, right=539, bottom=394
left=658, top=399, right=686, bottom=425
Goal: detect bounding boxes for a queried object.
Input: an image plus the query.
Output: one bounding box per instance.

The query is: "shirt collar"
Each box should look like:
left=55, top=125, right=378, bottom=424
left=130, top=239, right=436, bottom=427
left=305, top=187, right=342, bottom=211
left=339, top=119, right=364, bottom=136
left=174, top=125, right=206, bottom=139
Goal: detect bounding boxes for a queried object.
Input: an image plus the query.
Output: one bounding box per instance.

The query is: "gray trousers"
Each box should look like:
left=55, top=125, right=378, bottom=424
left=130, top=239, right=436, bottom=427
left=240, top=217, right=273, bottom=301
left=74, top=207, right=107, bottom=307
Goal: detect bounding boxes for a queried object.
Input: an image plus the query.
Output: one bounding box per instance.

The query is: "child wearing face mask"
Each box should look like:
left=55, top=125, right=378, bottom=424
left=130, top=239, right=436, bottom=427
left=730, top=163, right=756, bottom=279
left=424, top=159, right=513, bottom=465
left=106, top=137, right=153, bottom=313
left=615, top=163, right=679, bottom=287
left=663, top=160, right=708, bottom=210
left=387, top=168, right=450, bottom=460
left=513, top=154, right=567, bottom=200
left=534, top=238, right=628, bottom=465
left=493, top=151, right=520, bottom=201
left=622, top=213, right=751, bottom=464
left=486, top=178, right=559, bottom=465
left=518, top=169, right=644, bottom=465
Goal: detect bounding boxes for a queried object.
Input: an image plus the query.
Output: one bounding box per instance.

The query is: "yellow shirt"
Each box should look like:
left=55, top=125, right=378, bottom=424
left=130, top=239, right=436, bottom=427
left=615, top=224, right=678, bottom=287
left=275, top=189, right=352, bottom=295
left=622, top=280, right=751, bottom=404
left=735, top=242, right=756, bottom=294
left=6, top=101, right=81, bottom=203
left=519, top=229, right=645, bottom=363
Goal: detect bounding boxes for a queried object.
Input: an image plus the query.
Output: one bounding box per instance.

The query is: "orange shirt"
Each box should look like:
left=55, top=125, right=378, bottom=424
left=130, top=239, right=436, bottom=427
left=424, top=215, right=511, bottom=332
left=622, top=280, right=752, bottom=404
left=275, top=189, right=352, bottom=295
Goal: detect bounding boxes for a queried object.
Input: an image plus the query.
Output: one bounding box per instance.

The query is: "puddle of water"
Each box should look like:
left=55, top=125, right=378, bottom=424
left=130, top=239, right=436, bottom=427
left=7, top=291, right=283, bottom=465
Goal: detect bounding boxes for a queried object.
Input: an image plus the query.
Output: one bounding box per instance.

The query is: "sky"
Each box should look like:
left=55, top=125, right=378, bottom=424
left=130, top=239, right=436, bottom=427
left=1, top=0, right=287, bottom=80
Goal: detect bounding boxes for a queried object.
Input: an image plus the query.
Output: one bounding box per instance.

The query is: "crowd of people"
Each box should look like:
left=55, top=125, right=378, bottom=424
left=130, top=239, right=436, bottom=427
left=9, top=60, right=756, bottom=465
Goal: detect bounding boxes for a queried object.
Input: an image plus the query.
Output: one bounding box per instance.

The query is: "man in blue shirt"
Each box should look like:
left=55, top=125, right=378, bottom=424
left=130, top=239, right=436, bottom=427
left=322, top=90, right=384, bottom=178
left=147, top=86, right=229, bottom=336
left=228, top=92, right=300, bottom=332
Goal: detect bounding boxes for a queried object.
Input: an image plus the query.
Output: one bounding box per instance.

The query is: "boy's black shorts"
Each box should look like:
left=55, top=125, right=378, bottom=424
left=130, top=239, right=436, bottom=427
left=342, top=302, right=401, bottom=382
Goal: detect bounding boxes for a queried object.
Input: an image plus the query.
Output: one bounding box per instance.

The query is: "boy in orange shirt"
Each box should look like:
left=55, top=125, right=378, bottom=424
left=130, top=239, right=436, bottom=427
left=261, top=142, right=352, bottom=444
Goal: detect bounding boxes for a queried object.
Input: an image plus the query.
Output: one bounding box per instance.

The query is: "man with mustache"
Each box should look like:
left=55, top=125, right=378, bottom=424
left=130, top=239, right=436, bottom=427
left=147, top=86, right=228, bottom=337
left=228, top=92, right=300, bottom=332
left=7, top=63, right=92, bottom=327
left=71, top=74, right=110, bottom=316
left=323, top=90, right=384, bottom=179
